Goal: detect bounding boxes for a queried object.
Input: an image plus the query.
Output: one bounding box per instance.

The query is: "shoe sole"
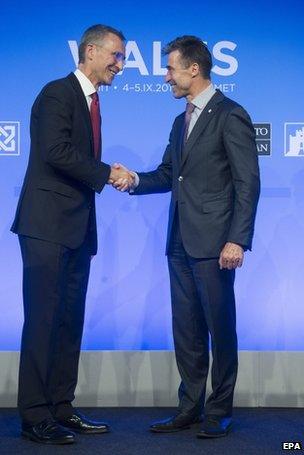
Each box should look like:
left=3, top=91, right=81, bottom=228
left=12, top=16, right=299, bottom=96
left=196, top=424, right=232, bottom=439
left=21, top=431, right=75, bottom=444
left=150, top=419, right=203, bottom=433
left=150, top=425, right=191, bottom=433
left=71, top=428, right=110, bottom=434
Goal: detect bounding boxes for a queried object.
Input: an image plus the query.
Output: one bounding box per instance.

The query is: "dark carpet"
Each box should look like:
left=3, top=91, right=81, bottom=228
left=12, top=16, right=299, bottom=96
left=1, top=408, right=303, bottom=454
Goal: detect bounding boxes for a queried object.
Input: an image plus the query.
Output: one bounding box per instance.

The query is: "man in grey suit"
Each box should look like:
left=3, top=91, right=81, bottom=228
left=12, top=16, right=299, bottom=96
left=114, top=35, right=260, bottom=438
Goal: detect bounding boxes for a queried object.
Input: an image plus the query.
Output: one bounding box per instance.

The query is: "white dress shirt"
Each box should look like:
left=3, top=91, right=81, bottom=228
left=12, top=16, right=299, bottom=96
left=74, top=68, right=97, bottom=109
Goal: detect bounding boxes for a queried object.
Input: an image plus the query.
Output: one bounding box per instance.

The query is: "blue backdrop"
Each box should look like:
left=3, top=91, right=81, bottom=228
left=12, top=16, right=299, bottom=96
left=0, top=0, right=303, bottom=350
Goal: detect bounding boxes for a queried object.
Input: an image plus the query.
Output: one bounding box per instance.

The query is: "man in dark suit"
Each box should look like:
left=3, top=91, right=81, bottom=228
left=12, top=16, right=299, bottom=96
left=11, top=24, right=133, bottom=444
left=115, top=36, right=260, bottom=438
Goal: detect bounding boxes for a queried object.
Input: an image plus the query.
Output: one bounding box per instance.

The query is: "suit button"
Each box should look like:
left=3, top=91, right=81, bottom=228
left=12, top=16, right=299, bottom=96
left=178, top=176, right=183, bottom=182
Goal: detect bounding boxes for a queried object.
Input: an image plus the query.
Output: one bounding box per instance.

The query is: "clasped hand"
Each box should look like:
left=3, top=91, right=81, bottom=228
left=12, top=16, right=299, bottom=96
left=108, top=163, right=135, bottom=192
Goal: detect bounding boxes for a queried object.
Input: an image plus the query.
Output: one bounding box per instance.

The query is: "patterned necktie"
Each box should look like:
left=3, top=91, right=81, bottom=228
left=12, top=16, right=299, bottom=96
left=183, top=102, right=195, bottom=148
left=90, top=92, right=101, bottom=160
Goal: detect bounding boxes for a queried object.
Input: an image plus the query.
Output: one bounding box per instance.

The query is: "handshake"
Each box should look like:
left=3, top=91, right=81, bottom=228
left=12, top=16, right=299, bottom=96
left=108, top=163, right=137, bottom=192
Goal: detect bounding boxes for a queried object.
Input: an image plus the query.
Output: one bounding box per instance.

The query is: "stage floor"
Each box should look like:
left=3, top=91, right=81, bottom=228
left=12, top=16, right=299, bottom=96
left=1, top=407, right=303, bottom=454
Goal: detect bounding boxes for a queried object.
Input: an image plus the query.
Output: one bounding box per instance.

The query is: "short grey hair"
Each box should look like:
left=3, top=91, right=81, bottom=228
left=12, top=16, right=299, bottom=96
left=78, top=24, right=125, bottom=64
left=163, top=35, right=212, bottom=80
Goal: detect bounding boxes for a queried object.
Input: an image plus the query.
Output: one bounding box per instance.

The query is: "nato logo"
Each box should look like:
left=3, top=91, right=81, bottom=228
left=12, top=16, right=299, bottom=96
left=284, top=123, right=304, bottom=157
left=0, top=122, right=20, bottom=156
left=254, top=123, right=271, bottom=156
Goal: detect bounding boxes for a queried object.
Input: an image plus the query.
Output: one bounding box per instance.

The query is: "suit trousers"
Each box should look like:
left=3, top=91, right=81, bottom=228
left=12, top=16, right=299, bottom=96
left=167, top=214, right=238, bottom=418
left=18, top=234, right=91, bottom=425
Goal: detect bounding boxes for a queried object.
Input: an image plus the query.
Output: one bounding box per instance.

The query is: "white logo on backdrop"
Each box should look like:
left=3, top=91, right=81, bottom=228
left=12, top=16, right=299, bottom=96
left=284, top=123, right=304, bottom=157
left=0, top=122, right=20, bottom=156
left=68, top=40, right=238, bottom=77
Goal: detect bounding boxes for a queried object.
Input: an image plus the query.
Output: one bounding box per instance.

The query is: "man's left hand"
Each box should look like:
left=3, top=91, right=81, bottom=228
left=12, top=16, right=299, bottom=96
left=219, top=242, right=244, bottom=270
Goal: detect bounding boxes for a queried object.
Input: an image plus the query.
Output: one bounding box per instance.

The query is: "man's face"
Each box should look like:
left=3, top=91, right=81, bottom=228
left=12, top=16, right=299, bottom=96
left=165, top=50, right=194, bottom=99
left=89, top=33, right=125, bottom=86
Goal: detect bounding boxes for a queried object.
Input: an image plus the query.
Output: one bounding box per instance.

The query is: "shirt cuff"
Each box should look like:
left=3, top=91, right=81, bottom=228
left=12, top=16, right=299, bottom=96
left=129, top=172, right=139, bottom=193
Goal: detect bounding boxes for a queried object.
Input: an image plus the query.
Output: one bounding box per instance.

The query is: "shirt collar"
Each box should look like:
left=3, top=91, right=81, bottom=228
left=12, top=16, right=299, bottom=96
left=74, top=69, right=96, bottom=98
left=191, top=83, right=216, bottom=111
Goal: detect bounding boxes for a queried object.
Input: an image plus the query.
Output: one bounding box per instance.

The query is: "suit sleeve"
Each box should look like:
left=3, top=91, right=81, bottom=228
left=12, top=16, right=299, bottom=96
left=223, top=106, right=260, bottom=250
left=36, top=85, right=110, bottom=193
left=132, top=127, right=174, bottom=195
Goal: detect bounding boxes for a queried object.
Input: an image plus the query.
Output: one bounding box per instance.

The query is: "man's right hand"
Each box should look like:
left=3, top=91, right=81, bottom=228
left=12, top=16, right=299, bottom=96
left=109, top=163, right=137, bottom=192
left=108, top=163, right=135, bottom=190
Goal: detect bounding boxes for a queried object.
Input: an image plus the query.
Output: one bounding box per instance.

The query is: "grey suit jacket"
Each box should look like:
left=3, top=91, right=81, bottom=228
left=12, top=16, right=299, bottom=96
left=133, top=90, right=260, bottom=258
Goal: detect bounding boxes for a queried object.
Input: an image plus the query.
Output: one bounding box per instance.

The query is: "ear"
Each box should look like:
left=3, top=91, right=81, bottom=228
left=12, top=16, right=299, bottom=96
left=86, top=44, right=95, bottom=61
left=191, top=63, right=200, bottom=77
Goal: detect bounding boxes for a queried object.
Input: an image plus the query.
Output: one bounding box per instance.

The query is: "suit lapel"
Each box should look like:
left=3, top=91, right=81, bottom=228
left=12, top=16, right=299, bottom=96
left=67, top=73, right=94, bottom=153
left=175, top=115, right=185, bottom=168
left=180, top=90, right=224, bottom=168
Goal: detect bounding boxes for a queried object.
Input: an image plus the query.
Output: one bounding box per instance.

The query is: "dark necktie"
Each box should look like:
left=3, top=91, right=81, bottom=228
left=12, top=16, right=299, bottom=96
left=90, top=92, right=101, bottom=160
left=183, top=102, right=195, bottom=148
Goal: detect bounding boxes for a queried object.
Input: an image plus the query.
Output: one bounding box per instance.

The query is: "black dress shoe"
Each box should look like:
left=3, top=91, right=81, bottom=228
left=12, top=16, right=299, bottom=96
left=197, top=415, right=232, bottom=438
left=150, top=413, right=201, bottom=433
left=21, top=419, right=75, bottom=444
left=57, top=412, right=110, bottom=434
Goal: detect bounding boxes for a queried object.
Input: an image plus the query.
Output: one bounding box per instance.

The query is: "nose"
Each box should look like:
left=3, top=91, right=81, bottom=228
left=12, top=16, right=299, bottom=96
left=116, top=60, right=124, bottom=72
left=165, top=71, right=171, bottom=83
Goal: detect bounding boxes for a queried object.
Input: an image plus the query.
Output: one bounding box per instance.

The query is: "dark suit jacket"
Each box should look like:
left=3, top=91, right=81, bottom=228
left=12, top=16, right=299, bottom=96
left=11, top=73, right=111, bottom=254
left=133, top=90, right=260, bottom=258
